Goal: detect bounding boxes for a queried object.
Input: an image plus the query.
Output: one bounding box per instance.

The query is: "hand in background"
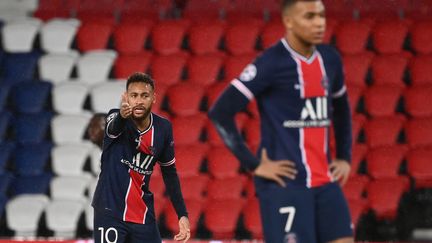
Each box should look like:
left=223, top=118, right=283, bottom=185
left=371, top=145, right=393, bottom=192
left=174, top=216, right=190, bottom=242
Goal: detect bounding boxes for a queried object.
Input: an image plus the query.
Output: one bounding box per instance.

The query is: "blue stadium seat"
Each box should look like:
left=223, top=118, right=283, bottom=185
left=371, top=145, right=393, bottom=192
left=10, top=172, right=52, bottom=196
left=3, top=52, right=41, bottom=81
left=0, top=171, right=13, bottom=196
left=14, top=112, right=53, bottom=144
left=0, top=142, right=15, bottom=173
left=14, top=142, right=52, bottom=176
left=0, top=110, right=11, bottom=142
left=12, top=81, right=52, bottom=113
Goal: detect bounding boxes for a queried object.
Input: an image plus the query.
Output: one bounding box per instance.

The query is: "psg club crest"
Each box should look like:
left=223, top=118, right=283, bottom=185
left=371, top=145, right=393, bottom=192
left=148, top=146, right=156, bottom=156
left=284, top=232, right=298, bottom=243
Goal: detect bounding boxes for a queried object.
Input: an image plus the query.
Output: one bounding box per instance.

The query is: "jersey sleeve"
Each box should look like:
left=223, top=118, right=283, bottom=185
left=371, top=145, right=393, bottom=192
left=158, top=122, right=176, bottom=167
left=105, top=109, right=126, bottom=139
left=231, top=54, right=274, bottom=101
left=331, top=50, right=347, bottom=99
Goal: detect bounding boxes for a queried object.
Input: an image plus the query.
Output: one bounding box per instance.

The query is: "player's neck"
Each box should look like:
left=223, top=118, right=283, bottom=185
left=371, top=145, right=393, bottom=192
left=285, top=34, right=315, bottom=59
left=133, top=113, right=152, bottom=132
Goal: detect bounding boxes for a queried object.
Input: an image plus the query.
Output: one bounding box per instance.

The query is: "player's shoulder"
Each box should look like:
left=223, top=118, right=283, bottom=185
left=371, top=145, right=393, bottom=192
left=152, top=112, right=172, bottom=129
left=259, top=40, right=289, bottom=61
left=316, top=44, right=342, bottom=62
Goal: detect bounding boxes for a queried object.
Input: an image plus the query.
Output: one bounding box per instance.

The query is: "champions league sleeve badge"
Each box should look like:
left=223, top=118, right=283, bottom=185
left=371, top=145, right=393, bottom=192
left=239, top=64, right=257, bottom=82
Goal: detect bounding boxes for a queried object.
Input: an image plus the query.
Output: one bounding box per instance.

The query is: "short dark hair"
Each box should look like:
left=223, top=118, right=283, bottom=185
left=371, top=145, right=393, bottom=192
left=281, top=0, right=320, bottom=12
left=126, top=72, right=155, bottom=90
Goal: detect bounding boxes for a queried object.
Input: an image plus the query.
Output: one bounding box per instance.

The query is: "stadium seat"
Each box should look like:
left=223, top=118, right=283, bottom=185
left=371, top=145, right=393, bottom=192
left=51, top=113, right=92, bottom=145
left=51, top=143, right=93, bottom=176
left=6, top=194, right=50, bottom=237
left=204, top=198, right=245, bottom=239
left=371, top=54, right=408, bottom=87
left=179, top=174, right=209, bottom=201
left=33, top=0, right=71, bottom=20
left=40, top=19, right=81, bottom=53
left=0, top=142, right=14, bottom=172
left=175, top=144, right=207, bottom=177
left=165, top=199, right=203, bottom=236
left=409, top=55, right=432, bottom=86
left=405, top=118, right=432, bottom=148
left=207, top=146, right=241, bottom=179
left=87, top=177, right=98, bottom=200
left=404, top=85, right=432, bottom=117
left=347, top=199, right=368, bottom=228
left=188, top=20, right=225, bottom=56
left=76, top=21, right=113, bottom=52
left=242, top=198, right=263, bottom=239
left=410, top=21, right=432, bottom=55
left=335, top=21, right=371, bottom=55
left=84, top=200, right=94, bottom=231
left=0, top=111, right=11, bottom=142
left=77, top=50, right=117, bottom=85
left=407, top=148, right=432, bottom=188
left=3, top=52, right=41, bottom=81
left=113, top=52, right=152, bottom=79
left=38, top=52, right=79, bottom=84
left=352, top=114, right=366, bottom=143
left=225, top=20, right=262, bottom=55
left=90, top=81, right=124, bottom=113
left=343, top=52, right=374, bottom=90
left=151, top=20, right=189, bottom=55
left=182, top=0, right=228, bottom=20
left=10, top=173, right=52, bottom=196
left=113, top=22, right=152, bottom=54
left=14, top=142, right=52, bottom=176
left=120, top=0, right=173, bottom=20
left=0, top=171, right=12, bottom=196
left=12, top=81, right=52, bottom=114
left=90, top=146, right=102, bottom=175
left=148, top=174, right=164, bottom=199
left=206, top=119, right=226, bottom=147
left=224, top=53, right=258, bottom=81
left=206, top=81, right=230, bottom=108
left=364, top=85, right=402, bottom=117
left=1, top=18, right=41, bottom=53
left=52, top=82, right=89, bottom=115
left=207, top=177, right=246, bottom=200
left=166, top=83, right=204, bottom=116
left=187, top=54, right=223, bottom=87
left=14, top=112, right=53, bottom=144
left=224, top=0, right=269, bottom=21
left=366, top=145, right=408, bottom=179
left=171, top=114, right=206, bottom=146
left=45, top=199, right=85, bottom=238
left=351, top=144, right=367, bottom=175
left=364, top=116, right=405, bottom=148
left=366, top=177, right=409, bottom=220
left=261, top=21, right=285, bottom=49
left=75, top=0, right=121, bottom=21
left=151, top=53, right=187, bottom=86
left=50, top=174, right=93, bottom=201
left=347, top=86, right=362, bottom=113
left=371, top=20, right=408, bottom=55
left=322, top=0, right=354, bottom=19
left=342, top=175, right=369, bottom=200
left=405, top=0, right=432, bottom=21
left=354, top=0, right=406, bottom=21
left=244, top=177, right=256, bottom=199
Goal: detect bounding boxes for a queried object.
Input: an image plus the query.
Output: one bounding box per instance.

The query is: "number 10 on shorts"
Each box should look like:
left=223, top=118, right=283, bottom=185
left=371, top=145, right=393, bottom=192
left=98, top=227, right=118, bottom=243
left=279, top=207, right=296, bottom=232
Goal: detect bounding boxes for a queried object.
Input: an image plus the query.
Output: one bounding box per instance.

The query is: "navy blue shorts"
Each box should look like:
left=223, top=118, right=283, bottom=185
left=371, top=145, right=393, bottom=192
left=255, top=180, right=353, bottom=243
left=93, top=210, right=162, bottom=243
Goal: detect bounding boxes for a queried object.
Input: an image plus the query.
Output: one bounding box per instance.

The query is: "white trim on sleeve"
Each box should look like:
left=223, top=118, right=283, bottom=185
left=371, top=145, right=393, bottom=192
left=231, top=79, right=255, bottom=101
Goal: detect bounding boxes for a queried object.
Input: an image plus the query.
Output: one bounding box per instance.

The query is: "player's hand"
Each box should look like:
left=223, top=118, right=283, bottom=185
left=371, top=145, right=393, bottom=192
left=174, top=216, right=190, bottom=242
left=329, top=159, right=351, bottom=186
left=120, top=93, right=132, bottom=118
left=254, top=148, right=297, bottom=187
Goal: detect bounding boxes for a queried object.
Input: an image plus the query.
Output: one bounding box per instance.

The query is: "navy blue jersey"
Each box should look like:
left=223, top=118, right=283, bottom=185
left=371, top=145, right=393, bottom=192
left=92, top=110, right=178, bottom=224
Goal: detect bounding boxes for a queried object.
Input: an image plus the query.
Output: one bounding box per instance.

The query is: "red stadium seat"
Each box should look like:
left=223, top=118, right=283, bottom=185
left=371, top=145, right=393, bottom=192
left=204, top=198, right=245, bottom=239
left=261, top=21, right=285, bottom=49
left=207, top=146, right=241, bottom=179
left=351, top=144, right=367, bottom=175
left=371, top=20, right=408, bottom=55
left=187, top=54, right=223, bottom=87
left=366, top=145, right=408, bottom=179
left=364, top=116, right=405, bottom=148
left=405, top=118, right=432, bottom=148
left=182, top=0, right=228, bottom=20
left=244, top=177, right=256, bottom=199
left=179, top=174, right=209, bottom=200
left=225, top=0, right=268, bottom=21
left=322, top=0, right=354, bottom=19
left=409, top=55, right=432, bottom=86
left=405, top=0, right=432, bottom=21
left=151, top=54, right=187, bottom=86
left=175, top=144, right=208, bottom=177
left=151, top=20, right=189, bottom=55
left=166, top=83, right=205, bottom=116
left=242, top=198, right=263, bottom=239
left=149, top=174, right=165, bottom=199
left=206, top=111, right=248, bottom=147
left=154, top=195, right=166, bottom=220
left=34, top=0, right=71, bottom=20
left=113, top=22, right=153, bottom=54
left=224, top=53, right=259, bottom=81
left=225, top=20, right=263, bottom=55
left=367, top=177, right=409, bottom=220
left=347, top=86, right=362, bottom=113
left=352, top=114, right=366, bottom=143
left=343, top=175, right=369, bottom=200
left=165, top=199, right=204, bottom=236
left=407, top=148, right=432, bottom=188
left=206, top=81, right=229, bottom=108
left=335, top=21, right=371, bottom=55
left=343, top=52, right=374, bottom=90
left=171, top=114, right=206, bottom=146
left=188, top=20, right=226, bottom=55
left=113, top=52, right=152, bottom=79
left=371, top=54, right=408, bottom=87
left=347, top=199, right=368, bottom=227
left=207, top=176, right=246, bottom=200
left=364, top=85, right=402, bottom=117
left=410, top=21, right=432, bottom=55
left=404, top=85, right=432, bottom=117
left=76, top=21, right=113, bottom=52
left=354, top=0, right=407, bottom=21
left=76, top=0, right=121, bottom=23
left=121, top=0, right=173, bottom=20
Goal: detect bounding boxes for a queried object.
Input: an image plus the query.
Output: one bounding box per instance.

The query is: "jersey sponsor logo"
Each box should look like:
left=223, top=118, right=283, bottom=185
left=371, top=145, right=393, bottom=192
left=283, top=97, right=330, bottom=128
left=239, top=64, right=257, bottom=82
left=121, top=152, right=155, bottom=175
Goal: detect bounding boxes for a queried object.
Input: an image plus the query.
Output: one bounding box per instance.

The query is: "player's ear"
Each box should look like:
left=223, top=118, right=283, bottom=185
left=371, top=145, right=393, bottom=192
left=282, top=14, right=293, bottom=30
left=152, top=92, right=156, bottom=104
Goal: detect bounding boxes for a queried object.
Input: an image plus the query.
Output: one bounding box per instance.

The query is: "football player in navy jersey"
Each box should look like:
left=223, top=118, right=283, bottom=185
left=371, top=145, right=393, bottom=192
left=92, top=72, right=190, bottom=243
left=209, top=0, right=353, bottom=243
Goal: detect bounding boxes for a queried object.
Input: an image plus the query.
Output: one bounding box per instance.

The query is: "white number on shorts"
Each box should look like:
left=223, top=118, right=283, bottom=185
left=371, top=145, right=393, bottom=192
left=279, top=206, right=296, bottom=232
left=98, top=227, right=118, bottom=243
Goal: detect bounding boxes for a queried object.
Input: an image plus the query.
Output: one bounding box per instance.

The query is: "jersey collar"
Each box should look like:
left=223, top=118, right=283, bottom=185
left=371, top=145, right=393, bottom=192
left=281, top=38, right=318, bottom=64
